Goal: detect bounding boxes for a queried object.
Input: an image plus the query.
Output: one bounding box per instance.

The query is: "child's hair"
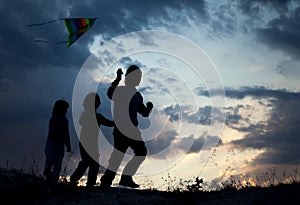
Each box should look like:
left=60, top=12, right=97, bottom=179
left=52, top=99, right=69, bottom=116
left=83, top=92, right=100, bottom=110
left=125, top=65, right=142, bottom=86
left=125, top=64, right=140, bottom=76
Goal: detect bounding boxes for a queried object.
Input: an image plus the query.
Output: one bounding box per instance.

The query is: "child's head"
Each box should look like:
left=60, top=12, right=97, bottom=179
left=83, top=92, right=101, bottom=111
left=125, top=65, right=142, bottom=87
left=52, top=99, right=69, bottom=116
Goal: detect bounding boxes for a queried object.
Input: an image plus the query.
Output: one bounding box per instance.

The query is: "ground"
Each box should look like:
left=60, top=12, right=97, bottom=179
left=1, top=168, right=299, bottom=205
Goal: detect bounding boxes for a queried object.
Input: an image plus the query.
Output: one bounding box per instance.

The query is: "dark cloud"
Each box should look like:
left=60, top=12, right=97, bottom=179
left=68, top=0, right=207, bottom=41
left=211, top=1, right=300, bottom=61
left=163, top=104, right=215, bottom=125
left=225, top=86, right=300, bottom=102
left=256, top=10, right=300, bottom=60
left=194, top=85, right=300, bottom=165
left=232, top=107, right=300, bottom=165
left=239, top=0, right=292, bottom=17
left=146, top=130, right=177, bottom=159
left=276, top=60, right=300, bottom=79
left=213, top=102, right=265, bottom=133
left=163, top=104, right=180, bottom=123
left=224, top=105, right=245, bottom=128
left=201, top=0, right=297, bottom=39
left=207, top=3, right=240, bottom=38
left=225, top=86, right=300, bottom=165
left=238, top=0, right=300, bottom=59
left=177, top=86, right=266, bottom=132
left=195, top=86, right=300, bottom=101
left=146, top=131, right=223, bottom=159
left=176, top=135, right=223, bottom=154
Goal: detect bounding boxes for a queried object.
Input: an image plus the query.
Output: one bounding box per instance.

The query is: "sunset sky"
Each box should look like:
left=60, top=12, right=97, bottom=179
left=1, top=0, right=300, bottom=190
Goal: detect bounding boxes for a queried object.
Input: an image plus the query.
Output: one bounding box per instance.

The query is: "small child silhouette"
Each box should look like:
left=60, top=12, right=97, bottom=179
left=70, top=92, right=114, bottom=187
left=43, top=99, right=71, bottom=185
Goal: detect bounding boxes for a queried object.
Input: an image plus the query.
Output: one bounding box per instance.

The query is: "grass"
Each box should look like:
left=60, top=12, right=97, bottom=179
left=2, top=154, right=300, bottom=204
left=1, top=166, right=300, bottom=205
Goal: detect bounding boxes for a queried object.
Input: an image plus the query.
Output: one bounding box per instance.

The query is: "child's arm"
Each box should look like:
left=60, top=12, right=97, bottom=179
left=96, top=113, right=114, bottom=127
left=107, top=68, right=123, bottom=100
left=137, top=92, right=153, bottom=117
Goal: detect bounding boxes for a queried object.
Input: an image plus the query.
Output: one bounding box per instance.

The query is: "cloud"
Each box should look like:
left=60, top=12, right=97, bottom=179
left=176, top=135, right=223, bottom=154
left=224, top=105, right=246, bottom=130
left=206, top=85, right=300, bottom=188
left=163, top=104, right=180, bottom=123
left=276, top=60, right=300, bottom=79
left=195, top=86, right=300, bottom=101
left=163, top=104, right=214, bottom=125
left=240, top=1, right=300, bottom=59
left=193, top=85, right=300, bottom=166
left=231, top=99, right=300, bottom=164
left=239, top=0, right=293, bottom=17
left=256, top=14, right=300, bottom=60
left=146, top=130, right=177, bottom=159
left=68, top=0, right=207, bottom=41
left=145, top=131, right=223, bottom=160
left=224, top=86, right=300, bottom=165
left=204, top=0, right=300, bottom=60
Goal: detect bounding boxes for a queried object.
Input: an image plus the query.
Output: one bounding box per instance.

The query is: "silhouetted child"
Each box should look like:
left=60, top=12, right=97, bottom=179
left=43, top=99, right=71, bottom=185
left=100, top=65, right=153, bottom=189
left=70, top=92, right=114, bottom=187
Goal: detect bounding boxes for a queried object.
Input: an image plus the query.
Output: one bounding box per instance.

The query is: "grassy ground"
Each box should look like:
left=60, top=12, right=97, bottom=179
left=1, top=168, right=300, bottom=205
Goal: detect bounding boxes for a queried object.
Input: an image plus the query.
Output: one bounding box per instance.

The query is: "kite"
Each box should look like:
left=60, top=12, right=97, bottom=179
left=28, top=17, right=97, bottom=47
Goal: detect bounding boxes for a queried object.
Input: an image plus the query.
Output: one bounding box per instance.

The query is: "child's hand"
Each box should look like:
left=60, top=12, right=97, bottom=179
left=117, top=68, right=123, bottom=78
left=147, top=102, right=153, bottom=111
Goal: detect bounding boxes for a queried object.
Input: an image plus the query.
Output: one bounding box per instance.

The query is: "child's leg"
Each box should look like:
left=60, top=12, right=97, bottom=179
left=51, top=150, right=64, bottom=184
left=70, top=160, right=88, bottom=184
left=43, top=156, right=52, bottom=182
left=86, top=162, right=99, bottom=187
left=100, top=134, right=128, bottom=187
left=44, top=140, right=54, bottom=181
left=122, top=140, right=147, bottom=176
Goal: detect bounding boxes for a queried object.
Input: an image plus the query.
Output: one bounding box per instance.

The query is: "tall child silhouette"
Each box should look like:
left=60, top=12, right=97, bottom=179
left=100, top=65, right=153, bottom=189
left=43, top=99, right=71, bottom=185
left=70, top=92, right=114, bottom=187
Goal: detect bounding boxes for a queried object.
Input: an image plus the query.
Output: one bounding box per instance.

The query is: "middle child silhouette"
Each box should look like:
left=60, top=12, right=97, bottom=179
left=70, top=92, right=114, bottom=187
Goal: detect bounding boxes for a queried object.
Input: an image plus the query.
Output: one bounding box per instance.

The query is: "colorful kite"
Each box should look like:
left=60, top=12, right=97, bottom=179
left=28, top=17, right=97, bottom=47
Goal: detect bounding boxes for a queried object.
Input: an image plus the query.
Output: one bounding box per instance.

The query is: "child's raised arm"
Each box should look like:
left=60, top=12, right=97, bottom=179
left=107, top=68, right=123, bottom=100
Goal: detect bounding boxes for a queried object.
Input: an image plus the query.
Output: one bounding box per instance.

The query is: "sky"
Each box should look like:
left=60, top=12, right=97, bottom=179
left=1, top=0, right=300, bottom=190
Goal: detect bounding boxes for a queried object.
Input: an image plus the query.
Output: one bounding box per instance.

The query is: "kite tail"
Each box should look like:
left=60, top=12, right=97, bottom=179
left=33, top=39, right=68, bottom=46
left=53, top=40, right=68, bottom=45
left=34, top=39, right=50, bottom=44
left=27, top=19, right=63, bottom=27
